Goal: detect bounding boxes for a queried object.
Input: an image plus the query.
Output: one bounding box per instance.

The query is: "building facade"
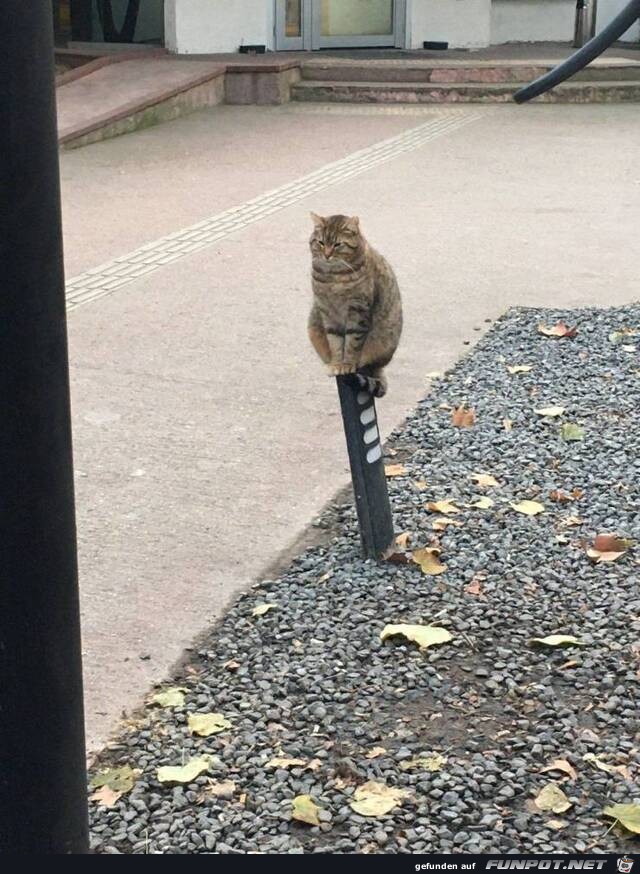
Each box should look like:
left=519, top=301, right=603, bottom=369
left=165, top=0, right=639, bottom=53
left=57, top=1, right=639, bottom=53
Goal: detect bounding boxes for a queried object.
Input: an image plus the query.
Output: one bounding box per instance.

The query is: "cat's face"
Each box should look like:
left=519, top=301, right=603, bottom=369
left=309, top=213, right=363, bottom=268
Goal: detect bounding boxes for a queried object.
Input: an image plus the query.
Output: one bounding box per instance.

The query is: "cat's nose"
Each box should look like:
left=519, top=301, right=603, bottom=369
left=324, top=246, right=334, bottom=258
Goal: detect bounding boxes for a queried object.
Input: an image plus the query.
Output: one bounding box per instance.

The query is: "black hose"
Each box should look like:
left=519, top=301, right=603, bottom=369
left=513, top=0, right=640, bottom=103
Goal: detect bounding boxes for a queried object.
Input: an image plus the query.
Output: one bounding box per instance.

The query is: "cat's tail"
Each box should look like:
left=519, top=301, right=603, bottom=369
left=357, top=368, right=387, bottom=399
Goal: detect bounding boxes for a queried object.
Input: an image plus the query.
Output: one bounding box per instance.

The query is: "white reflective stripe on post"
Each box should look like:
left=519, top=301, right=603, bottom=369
left=366, top=444, right=382, bottom=463
left=363, top=425, right=379, bottom=445
left=360, top=406, right=376, bottom=425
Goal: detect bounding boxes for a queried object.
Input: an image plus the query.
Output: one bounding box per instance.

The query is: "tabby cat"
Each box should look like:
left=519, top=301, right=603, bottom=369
left=307, top=213, right=402, bottom=398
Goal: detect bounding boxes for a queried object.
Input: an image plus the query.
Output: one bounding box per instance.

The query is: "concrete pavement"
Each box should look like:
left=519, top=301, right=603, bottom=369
left=59, top=102, right=640, bottom=751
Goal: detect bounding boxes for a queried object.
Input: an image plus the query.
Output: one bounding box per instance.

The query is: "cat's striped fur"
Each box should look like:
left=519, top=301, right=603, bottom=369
left=307, top=213, right=402, bottom=398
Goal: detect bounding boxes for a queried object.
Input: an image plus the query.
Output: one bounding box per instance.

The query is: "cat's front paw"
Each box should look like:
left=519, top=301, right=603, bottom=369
left=330, top=363, right=357, bottom=376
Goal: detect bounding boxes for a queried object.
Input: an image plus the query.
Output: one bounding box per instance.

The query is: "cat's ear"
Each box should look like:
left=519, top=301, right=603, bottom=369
left=345, top=215, right=360, bottom=232
left=310, top=211, right=325, bottom=227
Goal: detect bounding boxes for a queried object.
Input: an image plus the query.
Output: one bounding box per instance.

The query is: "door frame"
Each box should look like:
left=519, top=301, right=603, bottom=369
left=275, top=1, right=407, bottom=51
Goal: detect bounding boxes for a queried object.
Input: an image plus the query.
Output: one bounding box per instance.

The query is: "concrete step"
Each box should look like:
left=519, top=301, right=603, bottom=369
left=300, top=59, right=640, bottom=85
left=291, top=78, right=640, bottom=104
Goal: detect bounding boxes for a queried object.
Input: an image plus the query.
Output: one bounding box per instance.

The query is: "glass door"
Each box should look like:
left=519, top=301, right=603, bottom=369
left=275, top=0, right=306, bottom=49
left=312, top=0, right=398, bottom=49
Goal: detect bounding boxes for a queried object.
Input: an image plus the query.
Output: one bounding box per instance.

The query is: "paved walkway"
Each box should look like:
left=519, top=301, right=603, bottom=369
left=59, top=102, right=640, bottom=751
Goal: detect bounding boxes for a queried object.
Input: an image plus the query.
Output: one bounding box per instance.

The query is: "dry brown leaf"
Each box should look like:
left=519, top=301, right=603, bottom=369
left=385, top=551, right=412, bottom=565
left=546, top=819, right=568, bottom=830
left=365, top=746, right=387, bottom=760
left=223, top=659, right=241, bottom=671
left=471, top=473, right=499, bottom=488
left=413, top=480, right=428, bottom=491
left=465, top=579, right=483, bottom=596
left=431, top=517, right=464, bottom=532
left=586, top=533, right=632, bottom=563
left=89, top=785, right=122, bottom=808
left=395, top=532, right=411, bottom=548
left=201, top=779, right=237, bottom=800
left=557, top=515, right=583, bottom=530
left=451, top=406, right=476, bottom=428
left=507, top=364, right=533, bottom=374
left=540, top=758, right=577, bottom=781
left=385, top=464, right=406, bottom=478
left=538, top=321, right=578, bottom=339
left=412, top=547, right=447, bottom=576
left=503, top=418, right=513, bottom=432
left=427, top=500, right=461, bottom=515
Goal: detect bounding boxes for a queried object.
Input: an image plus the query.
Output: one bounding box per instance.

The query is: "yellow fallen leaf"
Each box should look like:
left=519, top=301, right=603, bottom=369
left=412, top=547, right=447, bottom=575
left=89, top=765, right=140, bottom=794
left=400, top=752, right=447, bottom=772
left=507, top=364, right=533, bottom=374
left=535, top=406, right=565, bottom=418
left=395, top=532, right=411, bottom=548
left=602, top=803, right=640, bottom=834
left=252, top=603, right=277, bottom=617
left=426, top=500, right=460, bottom=515
left=150, top=687, right=188, bottom=709
left=157, top=757, right=212, bottom=784
left=89, top=785, right=122, bottom=808
left=540, top=758, right=577, bottom=781
left=349, top=781, right=409, bottom=817
left=291, top=794, right=321, bottom=826
left=534, top=783, right=572, bottom=814
left=413, top=480, right=428, bottom=490
left=188, top=712, right=232, bottom=737
left=385, top=464, right=406, bottom=477
left=470, top=473, right=499, bottom=488
left=511, top=500, right=545, bottom=516
left=380, top=624, right=452, bottom=650
left=530, top=635, right=586, bottom=648
left=471, top=496, right=494, bottom=510
left=365, top=746, right=387, bottom=760
left=546, top=819, right=568, bottom=830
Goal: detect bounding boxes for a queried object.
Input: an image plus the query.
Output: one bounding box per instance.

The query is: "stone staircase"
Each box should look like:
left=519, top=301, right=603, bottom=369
left=292, top=57, right=640, bottom=104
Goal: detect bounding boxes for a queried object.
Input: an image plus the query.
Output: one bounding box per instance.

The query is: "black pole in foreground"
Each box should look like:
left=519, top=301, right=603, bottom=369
left=0, top=2, right=89, bottom=854
left=336, top=377, right=395, bottom=559
left=513, top=0, right=640, bottom=103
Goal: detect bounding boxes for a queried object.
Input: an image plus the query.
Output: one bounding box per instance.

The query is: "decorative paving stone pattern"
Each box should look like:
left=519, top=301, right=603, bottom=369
left=90, top=305, right=640, bottom=854
left=65, top=110, right=479, bottom=311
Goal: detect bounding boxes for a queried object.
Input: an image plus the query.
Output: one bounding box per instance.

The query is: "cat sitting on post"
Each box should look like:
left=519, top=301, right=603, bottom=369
left=307, top=213, right=402, bottom=398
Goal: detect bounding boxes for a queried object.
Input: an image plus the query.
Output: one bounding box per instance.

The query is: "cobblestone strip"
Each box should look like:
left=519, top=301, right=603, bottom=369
left=66, top=111, right=480, bottom=311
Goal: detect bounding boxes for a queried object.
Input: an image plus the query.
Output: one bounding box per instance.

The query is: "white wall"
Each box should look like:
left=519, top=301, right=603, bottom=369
left=491, top=0, right=639, bottom=44
left=166, top=0, right=275, bottom=54
left=597, top=0, right=640, bottom=40
left=409, top=0, right=492, bottom=49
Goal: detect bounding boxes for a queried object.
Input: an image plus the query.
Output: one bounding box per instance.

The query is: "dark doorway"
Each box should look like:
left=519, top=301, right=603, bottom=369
left=53, top=1, right=164, bottom=46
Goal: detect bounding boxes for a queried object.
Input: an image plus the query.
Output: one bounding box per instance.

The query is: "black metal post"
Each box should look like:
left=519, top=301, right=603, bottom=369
left=336, top=376, right=395, bottom=559
left=0, top=1, right=89, bottom=855
left=514, top=0, right=640, bottom=103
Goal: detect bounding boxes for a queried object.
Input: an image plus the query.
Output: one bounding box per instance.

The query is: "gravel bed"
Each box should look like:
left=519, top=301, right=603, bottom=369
left=89, top=305, right=640, bottom=854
